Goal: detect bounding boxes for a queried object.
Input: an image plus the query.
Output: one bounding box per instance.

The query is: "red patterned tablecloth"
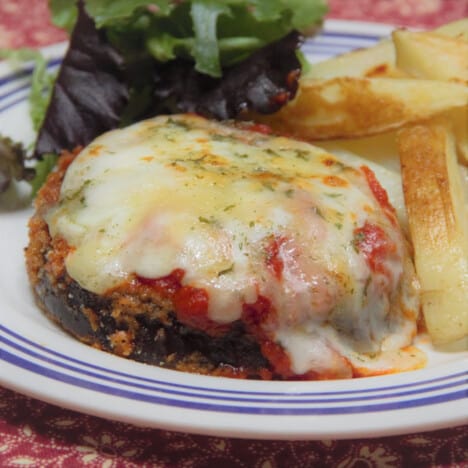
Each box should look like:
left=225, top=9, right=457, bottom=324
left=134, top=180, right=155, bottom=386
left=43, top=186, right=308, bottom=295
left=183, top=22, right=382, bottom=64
left=1, top=1, right=467, bottom=466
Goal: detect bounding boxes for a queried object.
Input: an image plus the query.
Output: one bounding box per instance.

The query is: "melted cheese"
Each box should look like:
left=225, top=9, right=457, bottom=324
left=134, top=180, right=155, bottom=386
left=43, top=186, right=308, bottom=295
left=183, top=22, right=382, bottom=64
left=45, top=114, right=423, bottom=376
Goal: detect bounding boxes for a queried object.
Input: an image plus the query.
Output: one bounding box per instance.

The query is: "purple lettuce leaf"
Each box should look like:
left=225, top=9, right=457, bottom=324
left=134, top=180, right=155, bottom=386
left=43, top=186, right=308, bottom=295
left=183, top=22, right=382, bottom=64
left=34, top=0, right=128, bottom=158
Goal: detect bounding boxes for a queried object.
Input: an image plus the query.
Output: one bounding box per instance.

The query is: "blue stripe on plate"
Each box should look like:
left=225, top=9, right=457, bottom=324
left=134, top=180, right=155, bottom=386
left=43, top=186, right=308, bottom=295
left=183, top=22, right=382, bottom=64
left=1, top=347, right=466, bottom=415
left=0, top=59, right=61, bottom=112
left=2, top=332, right=467, bottom=405
left=0, top=83, right=30, bottom=104
left=0, top=95, right=30, bottom=114
left=1, top=324, right=467, bottom=401
left=320, top=31, right=384, bottom=41
left=0, top=57, right=62, bottom=87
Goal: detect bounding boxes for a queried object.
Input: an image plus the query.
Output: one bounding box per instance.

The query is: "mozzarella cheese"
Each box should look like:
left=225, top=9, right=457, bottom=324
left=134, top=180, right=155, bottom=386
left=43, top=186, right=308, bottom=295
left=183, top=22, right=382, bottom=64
left=45, top=114, right=424, bottom=377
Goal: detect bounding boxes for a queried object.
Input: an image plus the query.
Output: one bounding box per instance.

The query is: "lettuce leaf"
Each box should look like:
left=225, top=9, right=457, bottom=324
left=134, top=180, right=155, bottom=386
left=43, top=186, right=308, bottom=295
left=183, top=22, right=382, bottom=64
left=49, top=0, right=327, bottom=77
left=48, top=0, right=78, bottom=31
left=191, top=0, right=231, bottom=77
left=0, top=135, right=33, bottom=193
left=0, top=48, right=55, bottom=131
left=35, top=1, right=128, bottom=158
left=29, top=153, right=58, bottom=196
left=145, top=31, right=303, bottom=120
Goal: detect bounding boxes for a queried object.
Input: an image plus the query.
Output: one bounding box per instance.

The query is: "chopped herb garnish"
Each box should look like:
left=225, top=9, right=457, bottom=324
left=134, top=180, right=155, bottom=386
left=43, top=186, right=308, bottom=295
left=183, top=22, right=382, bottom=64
left=264, top=148, right=280, bottom=157
left=212, top=134, right=234, bottom=142
left=363, top=276, right=372, bottom=298
left=218, top=264, right=234, bottom=276
left=198, top=215, right=218, bottom=225
left=167, top=118, right=191, bottom=130
left=352, top=231, right=366, bottom=252
left=61, top=179, right=92, bottom=205
left=312, top=206, right=325, bottom=219
left=294, top=149, right=310, bottom=160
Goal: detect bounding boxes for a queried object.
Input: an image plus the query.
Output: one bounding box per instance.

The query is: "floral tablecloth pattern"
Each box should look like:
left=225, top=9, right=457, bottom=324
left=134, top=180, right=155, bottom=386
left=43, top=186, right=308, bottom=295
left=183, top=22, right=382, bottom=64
left=1, top=0, right=467, bottom=466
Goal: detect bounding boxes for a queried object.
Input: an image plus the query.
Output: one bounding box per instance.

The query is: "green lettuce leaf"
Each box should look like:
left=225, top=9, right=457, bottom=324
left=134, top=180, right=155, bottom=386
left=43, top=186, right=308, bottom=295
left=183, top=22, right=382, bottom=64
left=29, top=153, right=58, bottom=197
left=191, top=0, right=230, bottom=76
left=0, top=48, right=56, bottom=131
left=49, top=0, right=327, bottom=77
left=85, top=0, right=175, bottom=27
left=49, top=0, right=78, bottom=31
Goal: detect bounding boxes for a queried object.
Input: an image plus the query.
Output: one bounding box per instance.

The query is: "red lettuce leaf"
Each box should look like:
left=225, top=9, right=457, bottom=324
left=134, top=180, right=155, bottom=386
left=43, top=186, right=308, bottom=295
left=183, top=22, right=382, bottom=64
left=34, top=1, right=128, bottom=158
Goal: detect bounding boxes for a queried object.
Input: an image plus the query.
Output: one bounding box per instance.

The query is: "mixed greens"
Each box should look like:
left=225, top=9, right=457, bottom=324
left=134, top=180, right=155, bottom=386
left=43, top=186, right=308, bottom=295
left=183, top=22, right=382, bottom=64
left=0, top=0, right=327, bottom=196
left=50, top=0, right=327, bottom=77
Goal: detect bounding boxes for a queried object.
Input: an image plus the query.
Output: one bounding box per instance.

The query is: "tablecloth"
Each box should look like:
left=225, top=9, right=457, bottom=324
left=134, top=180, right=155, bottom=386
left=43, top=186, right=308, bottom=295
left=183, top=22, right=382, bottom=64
left=0, top=0, right=467, bottom=466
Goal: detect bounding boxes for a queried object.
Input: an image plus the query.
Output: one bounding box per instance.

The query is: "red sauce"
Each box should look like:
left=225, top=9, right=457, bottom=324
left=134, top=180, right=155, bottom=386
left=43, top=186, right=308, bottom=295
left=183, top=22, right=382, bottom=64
left=260, top=340, right=294, bottom=378
left=244, top=123, right=273, bottom=135
left=173, top=286, right=210, bottom=331
left=137, top=269, right=225, bottom=335
left=353, top=222, right=397, bottom=277
left=286, top=69, right=301, bottom=88
left=272, top=91, right=290, bottom=106
left=360, top=165, right=397, bottom=224
left=242, top=296, right=295, bottom=378
left=265, top=236, right=286, bottom=280
left=242, top=295, right=272, bottom=329
left=137, top=268, right=184, bottom=297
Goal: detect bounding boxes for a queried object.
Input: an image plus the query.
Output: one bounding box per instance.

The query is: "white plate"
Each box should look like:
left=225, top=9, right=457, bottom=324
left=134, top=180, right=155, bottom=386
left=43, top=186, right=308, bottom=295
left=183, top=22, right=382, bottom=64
left=0, top=20, right=466, bottom=440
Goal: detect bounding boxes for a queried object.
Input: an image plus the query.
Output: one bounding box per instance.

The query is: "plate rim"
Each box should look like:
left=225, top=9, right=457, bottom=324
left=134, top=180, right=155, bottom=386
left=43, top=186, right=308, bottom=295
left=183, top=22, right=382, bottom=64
left=0, top=19, right=467, bottom=440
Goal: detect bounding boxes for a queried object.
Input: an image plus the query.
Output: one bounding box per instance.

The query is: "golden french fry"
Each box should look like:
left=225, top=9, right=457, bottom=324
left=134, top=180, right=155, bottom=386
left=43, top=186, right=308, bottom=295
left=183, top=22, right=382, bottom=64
left=435, top=18, right=468, bottom=41
left=393, top=30, right=468, bottom=84
left=398, top=122, right=468, bottom=346
left=305, top=40, right=397, bottom=79
left=258, top=77, right=468, bottom=140
left=304, top=19, right=468, bottom=80
left=446, top=107, right=468, bottom=165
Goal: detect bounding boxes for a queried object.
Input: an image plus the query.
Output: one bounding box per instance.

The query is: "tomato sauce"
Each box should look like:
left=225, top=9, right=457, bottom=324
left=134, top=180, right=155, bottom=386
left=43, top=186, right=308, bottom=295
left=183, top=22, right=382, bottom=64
left=265, top=236, right=286, bottom=280
left=353, top=221, right=397, bottom=277
left=360, top=165, right=397, bottom=224
left=137, top=269, right=225, bottom=335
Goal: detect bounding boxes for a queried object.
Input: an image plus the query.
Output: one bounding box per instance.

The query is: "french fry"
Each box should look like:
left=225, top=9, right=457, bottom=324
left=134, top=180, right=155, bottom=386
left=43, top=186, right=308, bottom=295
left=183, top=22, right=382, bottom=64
left=398, top=122, right=468, bottom=346
left=393, top=30, right=468, bottom=84
left=435, top=18, right=468, bottom=41
left=449, top=107, right=468, bottom=165
left=305, top=40, right=397, bottom=79
left=304, top=19, right=468, bottom=80
left=257, top=77, right=468, bottom=140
